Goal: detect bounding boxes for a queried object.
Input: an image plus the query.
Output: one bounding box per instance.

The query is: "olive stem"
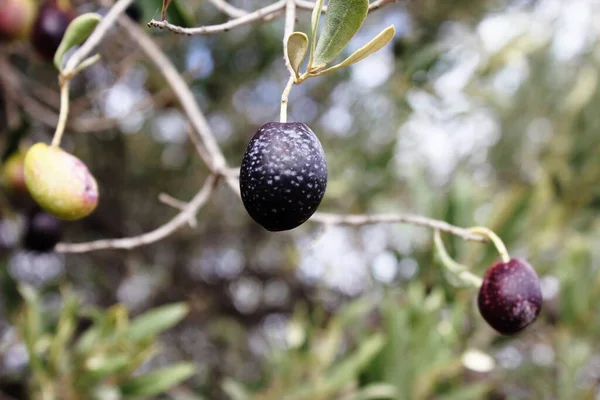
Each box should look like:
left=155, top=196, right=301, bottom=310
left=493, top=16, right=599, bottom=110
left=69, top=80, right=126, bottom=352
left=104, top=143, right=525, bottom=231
left=280, top=0, right=296, bottom=124
left=51, top=80, right=71, bottom=147
left=433, top=230, right=483, bottom=288
left=468, top=226, right=510, bottom=263
left=70, top=54, right=102, bottom=78
left=280, top=75, right=295, bottom=123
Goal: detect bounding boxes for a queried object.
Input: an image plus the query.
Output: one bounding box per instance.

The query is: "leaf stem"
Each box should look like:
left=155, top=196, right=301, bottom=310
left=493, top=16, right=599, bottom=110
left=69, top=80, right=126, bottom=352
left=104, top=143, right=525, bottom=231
left=280, top=75, right=295, bottom=123
left=433, top=230, right=483, bottom=288
left=467, top=226, right=510, bottom=263
left=51, top=80, right=71, bottom=147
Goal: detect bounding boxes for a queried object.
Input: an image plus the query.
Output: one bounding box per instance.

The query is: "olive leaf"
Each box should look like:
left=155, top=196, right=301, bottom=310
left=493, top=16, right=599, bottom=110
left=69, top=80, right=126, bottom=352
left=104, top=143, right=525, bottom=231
left=119, top=362, right=195, bottom=397
left=287, top=32, right=309, bottom=80
left=318, top=25, right=396, bottom=76
left=48, top=293, right=79, bottom=371
left=308, top=0, right=326, bottom=69
left=81, top=354, right=130, bottom=384
left=53, top=13, right=102, bottom=71
left=313, top=0, right=369, bottom=70
left=286, top=333, right=386, bottom=399
left=126, top=302, right=189, bottom=342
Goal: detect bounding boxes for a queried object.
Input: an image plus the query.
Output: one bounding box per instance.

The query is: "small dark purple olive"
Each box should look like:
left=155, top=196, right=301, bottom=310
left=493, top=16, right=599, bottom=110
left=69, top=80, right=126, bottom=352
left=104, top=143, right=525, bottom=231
left=239, top=122, right=327, bottom=232
left=23, top=207, right=62, bottom=252
left=30, top=0, right=75, bottom=61
left=477, top=258, right=542, bottom=335
left=125, top=2, right=142, bottom=23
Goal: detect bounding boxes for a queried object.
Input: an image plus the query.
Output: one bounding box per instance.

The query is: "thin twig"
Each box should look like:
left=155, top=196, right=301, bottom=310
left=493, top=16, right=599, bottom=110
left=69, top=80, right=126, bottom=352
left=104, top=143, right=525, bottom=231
left=280, top=0, right=297, bottom=122
left=368, top=0, right=399, bottom=12
left=147, top=1, right=286, bottom=36
left=161, top=0, right=172, bottom=21
left=284, top=0, right=297, bottom=47
left=131, top=192, right=487, bottom=243
left=50, top=81, right=70, bottom=147
left=118, top=16, right=228, bottom=173
left=311, top=212, right=487, bottom=242
left=433, top=230, right=483, bottom=287
left=207, top=0, right=248, bottom=18
left=56, top=174, right=219, bottom=253
left=159, top=193, right=198, bottom=228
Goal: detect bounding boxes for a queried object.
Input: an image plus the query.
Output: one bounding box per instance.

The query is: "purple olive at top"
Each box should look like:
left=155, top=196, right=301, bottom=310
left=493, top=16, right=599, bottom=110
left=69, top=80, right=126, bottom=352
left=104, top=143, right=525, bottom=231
left=125, top=2, right=143, bottom=23
left=31, top=0, right=75, bottom=61
left=0, top=0, right=36, bottom=42
left=477, top=258, right=543, bottom=335
left=239, top=122, right=327, bottom=231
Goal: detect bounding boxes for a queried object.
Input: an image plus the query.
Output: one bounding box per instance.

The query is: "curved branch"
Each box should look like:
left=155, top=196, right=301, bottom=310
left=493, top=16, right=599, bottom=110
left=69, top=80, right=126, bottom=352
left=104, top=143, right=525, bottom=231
left=147, top=1, right=286, bottom=36
left=56, top=174, right=219, bottom=253
left=311, top=212, right=486, bottom=242
left=119, top=16, right=228, bottom=173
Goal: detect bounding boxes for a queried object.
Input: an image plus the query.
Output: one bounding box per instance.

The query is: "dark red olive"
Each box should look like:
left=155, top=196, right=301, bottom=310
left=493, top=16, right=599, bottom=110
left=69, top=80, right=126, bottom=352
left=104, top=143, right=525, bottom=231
left=30, top=0, right=75, bottom=61
left=125, top=2, right=142, bottom=23
left=23, top=207, right=62, bottom=252
left=239, top=122, right=327, bottom=231
left=477, top=258, right=542, bottom=335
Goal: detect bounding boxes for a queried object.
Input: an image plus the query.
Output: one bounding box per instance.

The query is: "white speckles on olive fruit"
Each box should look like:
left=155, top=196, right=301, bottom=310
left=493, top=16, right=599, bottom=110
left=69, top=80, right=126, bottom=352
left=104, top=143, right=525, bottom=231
left=24, top=143, right=98, bottom=221
left=240, top=122, right=327, bottom=231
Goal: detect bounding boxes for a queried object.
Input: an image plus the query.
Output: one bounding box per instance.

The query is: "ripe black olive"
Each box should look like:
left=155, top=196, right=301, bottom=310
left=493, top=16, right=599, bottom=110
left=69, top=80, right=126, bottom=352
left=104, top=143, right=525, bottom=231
left=239, top=122, right=327, bottom=231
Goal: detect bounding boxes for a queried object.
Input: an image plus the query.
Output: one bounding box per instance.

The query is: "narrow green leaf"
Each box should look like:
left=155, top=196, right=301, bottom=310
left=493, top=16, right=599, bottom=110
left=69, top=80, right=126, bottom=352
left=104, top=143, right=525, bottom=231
left=313, top=0, right=368, bottom=68
left=288, top=333, right=386, bottom=400
left=120, top=362, right=195, bottom=397
left=325, top=333, right=386, bottom=390
left=119, top=343, right=160, bottom=378
left=48, top=293, right=79, bottom=373
left=221, top=378, right=252, bottom=400
left=346, top=383, right=398, bottom=400
left=287, top=32, right=309, bottom=80
left=74, top=314, right=108, bottom=354
left=319, top=25, right=396, bottom=76
left=308, top=0, right=325, bottom=70
left=81, top=354, right=130, bottom=384
left=127, top=302, right=189, bottom=342
left=17, top=285, right=44, bottom=375
left=53, top=13, right=102, bottom=71
left=76, top=305, right=129, bottom=354
left=434, top=383, right=492, bottom=400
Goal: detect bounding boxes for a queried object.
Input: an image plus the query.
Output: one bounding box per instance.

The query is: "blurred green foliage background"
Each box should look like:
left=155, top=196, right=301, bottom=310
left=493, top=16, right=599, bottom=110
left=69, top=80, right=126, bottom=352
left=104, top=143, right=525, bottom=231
left=1, top=0, right=600, bottom=398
